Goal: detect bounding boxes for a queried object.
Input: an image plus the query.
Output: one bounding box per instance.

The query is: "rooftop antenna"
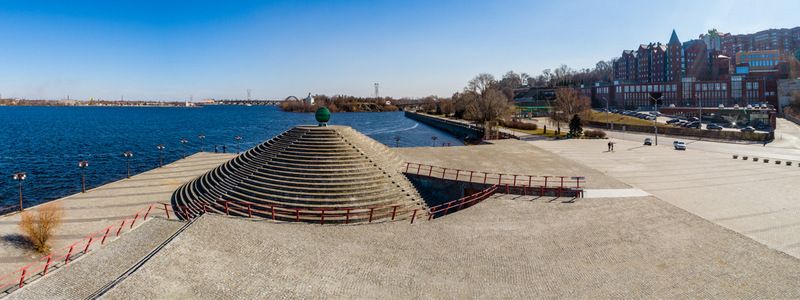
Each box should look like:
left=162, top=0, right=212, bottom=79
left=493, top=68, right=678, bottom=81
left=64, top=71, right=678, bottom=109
left=374, top=83, right=379, bottom=98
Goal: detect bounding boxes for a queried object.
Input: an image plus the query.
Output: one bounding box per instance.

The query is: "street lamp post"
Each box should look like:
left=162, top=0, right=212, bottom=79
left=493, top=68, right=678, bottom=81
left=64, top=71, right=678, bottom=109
left=431, top=136, right=438, bottom=147
left=198, top=134, right=206, bottom=152
left=234, top=136, right=242, bottom=154
left=180, top=139, right=189, bottom=158
left=12, top=172, right=26, bottom=211
left=649, top=92, right=663, bottom=146
left=156, top=144, right=165, bottom=167
left=78, top=160, right=89, bottom=193
left=601, top=96, right=610, bottom=129
left=696, top=91, right=702, bottom=123
left=122, top=151, right=134, bottom=178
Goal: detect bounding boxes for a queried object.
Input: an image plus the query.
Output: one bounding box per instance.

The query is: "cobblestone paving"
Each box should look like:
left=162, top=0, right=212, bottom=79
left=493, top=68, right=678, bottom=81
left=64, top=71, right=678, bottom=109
left=103, top=195, right=800, bottom=299
left=531, top=138, right=800, bottom=259
left=8, top=218, right=183, bottom=299
left=0, top=152, right=234, bottom=275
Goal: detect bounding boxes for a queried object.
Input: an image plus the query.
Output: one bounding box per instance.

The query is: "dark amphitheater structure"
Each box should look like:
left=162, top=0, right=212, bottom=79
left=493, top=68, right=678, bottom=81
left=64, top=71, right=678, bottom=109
left=171, top=124, right=427, bottom=224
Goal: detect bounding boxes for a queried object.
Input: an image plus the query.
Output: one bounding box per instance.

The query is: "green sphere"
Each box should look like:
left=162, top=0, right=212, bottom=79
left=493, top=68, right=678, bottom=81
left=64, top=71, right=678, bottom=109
left=315, top=107, right=331, bottom=123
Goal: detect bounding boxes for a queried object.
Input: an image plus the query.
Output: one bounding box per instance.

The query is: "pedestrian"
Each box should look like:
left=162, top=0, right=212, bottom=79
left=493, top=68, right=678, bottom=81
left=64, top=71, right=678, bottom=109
left=222, top=145, right=227, bottom=153
left=607, top=141, right=612, bottom=152
left=612, top=142, right=615, bottom=151
left=214, top=145, right=218, bottom=153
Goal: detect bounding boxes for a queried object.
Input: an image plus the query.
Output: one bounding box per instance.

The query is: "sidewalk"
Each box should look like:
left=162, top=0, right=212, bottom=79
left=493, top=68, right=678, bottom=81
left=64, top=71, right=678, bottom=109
left=0, top=152, right=234, bottom=275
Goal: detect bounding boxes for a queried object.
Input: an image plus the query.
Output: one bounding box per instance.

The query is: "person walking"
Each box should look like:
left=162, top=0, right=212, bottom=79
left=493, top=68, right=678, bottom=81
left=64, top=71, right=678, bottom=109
left=607, top=141, right=612, bottom=152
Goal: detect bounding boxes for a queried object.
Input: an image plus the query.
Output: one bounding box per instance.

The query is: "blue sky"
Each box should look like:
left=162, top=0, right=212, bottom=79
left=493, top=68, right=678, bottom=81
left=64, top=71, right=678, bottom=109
left=1, top=0, right=798, bottom=100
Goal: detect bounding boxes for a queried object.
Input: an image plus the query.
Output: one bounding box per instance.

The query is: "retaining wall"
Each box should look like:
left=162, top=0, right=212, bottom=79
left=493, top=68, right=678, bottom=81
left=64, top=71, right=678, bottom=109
left=587, top=121, right=773, bottom=142
left=404, top=111, right=484, bottom=141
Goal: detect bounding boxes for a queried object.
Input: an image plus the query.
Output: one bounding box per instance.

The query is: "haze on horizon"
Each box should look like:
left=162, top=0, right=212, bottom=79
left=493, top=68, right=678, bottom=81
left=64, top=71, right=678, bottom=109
left=1, top=0, right=798, bottom=101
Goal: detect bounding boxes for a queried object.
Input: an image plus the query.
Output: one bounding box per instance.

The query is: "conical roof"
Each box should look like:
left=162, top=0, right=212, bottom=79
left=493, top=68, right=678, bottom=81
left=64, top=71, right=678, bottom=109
left=668, top=29, right=680, bottom=45
left=172, top=125, right=427, bottom=224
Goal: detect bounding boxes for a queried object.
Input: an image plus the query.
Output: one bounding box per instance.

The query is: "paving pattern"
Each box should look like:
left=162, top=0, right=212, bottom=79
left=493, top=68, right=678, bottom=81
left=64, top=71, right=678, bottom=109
left=7, top=218, right=183, bottom=299
left=0, top=152, right=234, bottom=276
left=530, top=138, right=800, bottom=258
left=99, top=195, right=800, bottom=299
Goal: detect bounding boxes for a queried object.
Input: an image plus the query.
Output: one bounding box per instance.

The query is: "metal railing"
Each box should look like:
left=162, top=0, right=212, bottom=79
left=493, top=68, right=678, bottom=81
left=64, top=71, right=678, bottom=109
left=167, top=185, right=501, bottom=225
left=402, top=162, right=585, bottom=190
left=0, top=203, right=164, bottom=294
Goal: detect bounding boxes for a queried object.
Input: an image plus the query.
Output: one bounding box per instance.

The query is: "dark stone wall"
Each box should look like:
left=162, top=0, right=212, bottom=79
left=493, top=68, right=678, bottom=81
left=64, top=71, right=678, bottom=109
left=404, top=111, right=483, bottom=141
left=405, top=174, right=491, bottom=207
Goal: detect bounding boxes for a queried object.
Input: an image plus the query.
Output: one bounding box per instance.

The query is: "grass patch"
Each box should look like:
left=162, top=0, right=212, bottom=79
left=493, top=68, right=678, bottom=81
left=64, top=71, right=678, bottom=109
left=586, top=111, right=672, bottom=128
left=502, top=126, right=567, bottom=137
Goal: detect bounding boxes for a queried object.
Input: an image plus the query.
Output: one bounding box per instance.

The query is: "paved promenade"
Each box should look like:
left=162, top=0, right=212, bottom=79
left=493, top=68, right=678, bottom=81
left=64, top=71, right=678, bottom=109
left=102, top=196, right=800, bottom=298
left=531, top=138, right=800, bottom=259
left=396, top=139, right=630, bottom=189
left=0, top=152, right=235, bottom=275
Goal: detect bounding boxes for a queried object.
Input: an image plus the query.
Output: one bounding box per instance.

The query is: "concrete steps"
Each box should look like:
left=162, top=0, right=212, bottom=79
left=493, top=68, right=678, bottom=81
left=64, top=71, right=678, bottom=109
left=171, top=125, right=427, bottom=224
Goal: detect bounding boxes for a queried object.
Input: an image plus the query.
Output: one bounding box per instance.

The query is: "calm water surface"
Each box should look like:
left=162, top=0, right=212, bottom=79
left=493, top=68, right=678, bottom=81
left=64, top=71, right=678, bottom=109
left=0, top=106, right=462, bottom=207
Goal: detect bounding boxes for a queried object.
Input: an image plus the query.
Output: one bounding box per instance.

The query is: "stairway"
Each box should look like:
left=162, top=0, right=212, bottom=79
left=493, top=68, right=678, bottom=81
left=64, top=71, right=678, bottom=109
left=171, top=125, right=427, bottom=224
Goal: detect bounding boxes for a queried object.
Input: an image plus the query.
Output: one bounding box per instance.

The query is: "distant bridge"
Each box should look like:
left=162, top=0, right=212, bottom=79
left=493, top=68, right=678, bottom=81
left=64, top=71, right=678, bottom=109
left=213, top=99, right=282, bottom=106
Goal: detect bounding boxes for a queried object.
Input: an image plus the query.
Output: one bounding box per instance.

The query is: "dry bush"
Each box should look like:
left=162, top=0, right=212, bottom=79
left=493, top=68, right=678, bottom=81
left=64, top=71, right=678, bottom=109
left=584, top=129, right=607, bottom=138
left=501, top=119, right=538, bottom=130
left=19, top=203, right=64, bottom=254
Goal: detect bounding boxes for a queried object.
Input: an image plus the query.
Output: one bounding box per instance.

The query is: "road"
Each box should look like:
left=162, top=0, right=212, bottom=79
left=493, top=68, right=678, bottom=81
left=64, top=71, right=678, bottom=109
left=596, top=118, right=800, bottom=161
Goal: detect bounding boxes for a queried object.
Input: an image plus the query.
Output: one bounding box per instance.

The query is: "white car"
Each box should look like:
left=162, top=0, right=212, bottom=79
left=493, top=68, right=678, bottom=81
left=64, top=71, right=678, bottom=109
left=673, top=141, right=686, bottom=150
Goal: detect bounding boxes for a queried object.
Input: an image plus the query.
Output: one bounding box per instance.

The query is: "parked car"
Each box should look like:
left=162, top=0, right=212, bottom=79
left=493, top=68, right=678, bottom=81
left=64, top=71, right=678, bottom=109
left=755, top=124, right=771, bottom=131
left=644, top=138, right=653, bottom=146
left=740, top=126, right=756, bottom=133
left=706, top=124, right=723, bottom=130
left=666, top=118, right=681, bottom=124
left=686, top=122, right=701, bottom=129
left=688, top=117, right=699, bottom=122
left=674, top=141, right=687, bottom=150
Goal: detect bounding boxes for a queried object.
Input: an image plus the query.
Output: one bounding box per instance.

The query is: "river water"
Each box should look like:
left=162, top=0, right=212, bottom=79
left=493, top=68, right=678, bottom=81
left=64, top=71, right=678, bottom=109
left=0, top=106, right=462, bottom=207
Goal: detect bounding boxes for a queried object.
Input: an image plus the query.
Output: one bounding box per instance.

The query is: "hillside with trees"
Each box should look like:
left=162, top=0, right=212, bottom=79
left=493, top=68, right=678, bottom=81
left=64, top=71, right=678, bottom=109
left=279, top=95, right=399, bottom=113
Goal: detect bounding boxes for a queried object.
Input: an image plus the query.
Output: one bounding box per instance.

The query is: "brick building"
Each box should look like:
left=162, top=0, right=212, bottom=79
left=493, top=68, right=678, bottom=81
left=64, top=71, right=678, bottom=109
left=605, top=27, right=799, bottom=110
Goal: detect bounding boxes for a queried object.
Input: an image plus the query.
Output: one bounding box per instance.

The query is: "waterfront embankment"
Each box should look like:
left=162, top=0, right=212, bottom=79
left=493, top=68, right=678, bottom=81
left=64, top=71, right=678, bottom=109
left=0, top=152, right=234, bottom=276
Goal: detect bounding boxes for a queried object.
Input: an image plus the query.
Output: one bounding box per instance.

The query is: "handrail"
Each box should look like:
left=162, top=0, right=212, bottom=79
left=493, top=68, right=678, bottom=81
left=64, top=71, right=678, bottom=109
left=166, top=184, right=501, bottom=225
left=401, top=162, right=585, bottom=189
left=0, top=203, right=163, bottom=293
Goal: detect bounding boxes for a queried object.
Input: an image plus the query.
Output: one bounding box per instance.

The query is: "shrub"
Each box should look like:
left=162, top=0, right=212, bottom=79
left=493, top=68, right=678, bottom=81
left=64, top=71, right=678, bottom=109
left=584, top=129, right=607, bottom=138
left=19, top=203, right=63, bottom=254
left=501, top=119, right=538, bottom=131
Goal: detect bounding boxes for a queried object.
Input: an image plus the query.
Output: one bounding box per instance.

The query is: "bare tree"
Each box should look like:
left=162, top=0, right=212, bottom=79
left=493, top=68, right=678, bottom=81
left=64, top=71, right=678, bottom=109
left=438, top=98, right=454, bottom=116
left=420, top=96, right=437, bottom=113
left=551, top=88, right=590, bottom=129
left=455, top=74, right=515, bottom=138
left=467, top=73, right=496, bottom=95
